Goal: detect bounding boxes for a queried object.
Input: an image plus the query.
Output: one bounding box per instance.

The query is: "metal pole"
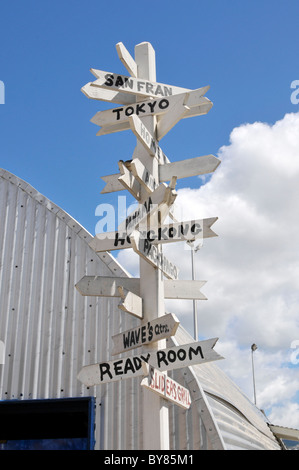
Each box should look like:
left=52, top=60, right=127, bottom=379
left=251, top=344, right=257, bottom=405
left=189, top=241, right=200, bottom=340
left=190, top=243, right=198, bottom=340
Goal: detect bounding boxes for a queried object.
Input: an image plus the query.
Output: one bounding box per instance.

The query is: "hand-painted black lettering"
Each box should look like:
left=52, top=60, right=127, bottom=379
left=99, top=362, right=113, bottom=381
left=125, top=106, right=134, bottom=117
left=124, top=77, right=133, bottom=89
left=191, top=223, right=202, bottom=235
left=113, top=360, right=123, bottom=376
left=114, top=232, right=126, bottom=247
left=123, top=331, right=130, bottom=349
left=159, top=99, right=169, bottom=109
left=157, top=350, right=168, bottom=368
left=137, top=81, right=145, bottom=92
left=113, top=108, right=123, bottom=120
left=104, top=74, right=114, bottom=86
left=136, top=103, right=145, bottom=115
left=146, top=82, right=154, bottom=94
left=189, top=345, right=204, bottom=360
left=115, top=75, right=124, bottom=87
left=148, top=324, right=153, bottom=342
left=155, top=84, right=164, bottom=96
left=123, top=358, right=135, bottom=374
left=147, top=101, right=157, bottom=113
left=141, top=325, right=146, bottom=343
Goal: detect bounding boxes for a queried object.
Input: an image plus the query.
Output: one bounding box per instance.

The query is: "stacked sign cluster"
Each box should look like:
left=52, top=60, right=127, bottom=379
left=76, top=42, right=223, bottom=412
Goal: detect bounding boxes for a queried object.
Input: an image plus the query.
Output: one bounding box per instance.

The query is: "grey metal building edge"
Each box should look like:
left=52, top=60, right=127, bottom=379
left=0, top=168, right=283, bottom=450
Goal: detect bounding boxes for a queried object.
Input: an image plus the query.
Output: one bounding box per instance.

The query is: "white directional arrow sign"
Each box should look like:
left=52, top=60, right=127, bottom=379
left=118, top=181, right=177, bottom=235
left=130, top=230, right=179, bottom=280
left=81, top=83, right=135, bottom=105
left=129, top=115, right=170, bottom=165
left=128, top=157, right=158, bottom=193
left=117, top=286, right=143, bottom=319
left=100, top=154, right=220, bottom=195
left=75, top=276, right=141, bottom=298
left=112, top=313, right=180, bottom=355
left=90, top=87, right=210, bottom=127
left=95, top=100, right=212, bottom=137
left=76, top=276, right=207, bottom=300
left=116, top=42, right=138, bottom=78
left=89, top=217, right=218, bottom=252
left=77, top=338, right=223, bottom=386
left=90, top=68, right=191, bottom=100
left=141, top=363, right=191, bottom=410
left=117, top=160, right=141, bottom=200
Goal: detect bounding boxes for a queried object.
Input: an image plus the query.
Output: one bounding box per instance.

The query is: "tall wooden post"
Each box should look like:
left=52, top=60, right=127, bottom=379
left=134, top=42, right=170, bottom=450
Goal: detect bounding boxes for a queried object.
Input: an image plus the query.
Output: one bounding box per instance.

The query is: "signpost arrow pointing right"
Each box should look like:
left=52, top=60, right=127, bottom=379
left=75, top=276, right=207, bottom=300
left=100, top=155, right=221, bottom=195
left=77, top=338, right=223, bottom=386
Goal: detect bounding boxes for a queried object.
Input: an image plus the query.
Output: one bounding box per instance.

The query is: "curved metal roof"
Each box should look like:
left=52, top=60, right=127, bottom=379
left=0, top=168, right=282, bottom=450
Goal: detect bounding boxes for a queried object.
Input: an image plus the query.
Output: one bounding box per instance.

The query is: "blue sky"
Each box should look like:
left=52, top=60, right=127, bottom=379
left=1, top=0, right=298, bottom=233
left=1, top=1, right=299, bottom=430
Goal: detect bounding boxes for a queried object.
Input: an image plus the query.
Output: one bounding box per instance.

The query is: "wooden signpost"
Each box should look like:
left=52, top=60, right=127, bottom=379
left=77, top=41, right=223, bottom=450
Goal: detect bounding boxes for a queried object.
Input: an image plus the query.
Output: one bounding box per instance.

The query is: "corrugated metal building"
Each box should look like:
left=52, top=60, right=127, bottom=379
left=0, top=167, right=284, bottom=450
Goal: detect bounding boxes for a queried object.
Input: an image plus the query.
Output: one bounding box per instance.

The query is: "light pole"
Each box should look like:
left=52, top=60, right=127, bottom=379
left=188, top=241, right=201, bottom=340
left=251, top=343, right=258, bottom=405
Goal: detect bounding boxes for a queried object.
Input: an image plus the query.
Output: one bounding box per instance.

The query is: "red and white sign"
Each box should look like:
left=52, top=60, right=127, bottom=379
left=141, top=364, right=191, bottom=410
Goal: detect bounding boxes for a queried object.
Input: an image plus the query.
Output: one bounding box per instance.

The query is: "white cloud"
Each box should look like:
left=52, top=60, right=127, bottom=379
left=116, top=112, right=299, bottom=423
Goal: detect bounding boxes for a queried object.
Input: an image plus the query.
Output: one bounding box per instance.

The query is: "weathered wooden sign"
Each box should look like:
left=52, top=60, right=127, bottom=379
left=112, top=313, right=180, bottom=355
left=89, top=217, right=218, bottom=252
left=95, top=100, right=213, bottom=137
left=130, top=230, right=179, bottom=280
left=90, top=87, right=210, bottom=128
left=81, top=83, right=135, bottom=105
left=118, top=286, right=143, bottom=319
left=116, top=42, right=138, bottom=78
left=100, top=154, right=220, bottom=195
left=90, top=68, right=191, bottom=99
left=77, top=338, right=223, bottom=386
left=141, top=363, right=191, bottom=410
left=75, top=276, right=207, bottom=300
left=117, top=181, right=177, bottom=234
left=117, top=160, right=141, bottom=200
left=129, top=115, right=170, bottom=165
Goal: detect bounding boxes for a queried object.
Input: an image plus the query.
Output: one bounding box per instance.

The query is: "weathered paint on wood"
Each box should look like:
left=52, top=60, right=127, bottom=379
left=90, top=68, right=191, bottom=99
left=89, top=217, right=218, bottom=252
left=111, top=313, right=180, bottom=355
left=116, top=42, right=138, bottom=78
left=159, top=155, right=221, bottom=182
left=130, top=230, right=180, bottom=280
left=118, top=160, right=141, bottom=200
left=118, top=286, right=143, bottom=319
left=129, top=115, right=170, bottom=165
left=75, top=276, right=207, bottom=300
left=100, top=155, right=220, bottom=194
left=141, top=364, right=192, bottom=409
left=90, top=87, right=210, bottom=128
left=117, top=182, right=177, bottom=234
left=77, top=338, right=223, bottom=386
left=81, top=82, right=135, bottom=105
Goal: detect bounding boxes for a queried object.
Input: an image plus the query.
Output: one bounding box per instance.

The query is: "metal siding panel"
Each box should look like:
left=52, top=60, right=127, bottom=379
left=0, top=170, right=282, bottom=451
